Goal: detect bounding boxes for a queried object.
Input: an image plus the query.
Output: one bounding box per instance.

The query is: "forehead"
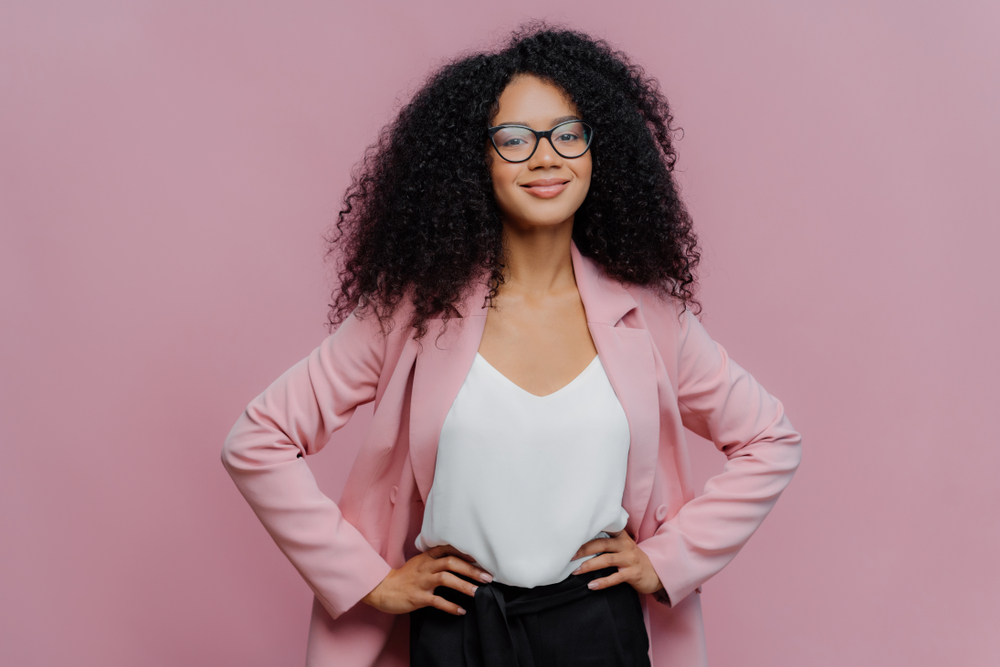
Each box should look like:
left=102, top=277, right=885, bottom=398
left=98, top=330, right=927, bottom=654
left=492, top=75, right=580, bottom=128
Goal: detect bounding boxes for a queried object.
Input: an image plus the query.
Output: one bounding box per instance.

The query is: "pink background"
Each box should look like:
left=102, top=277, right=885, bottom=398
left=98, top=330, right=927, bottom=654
left=2, top=1, right=998, bottom=665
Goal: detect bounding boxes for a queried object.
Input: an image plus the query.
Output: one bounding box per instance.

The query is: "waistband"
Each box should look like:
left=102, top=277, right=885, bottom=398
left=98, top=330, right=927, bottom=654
left=451, top=566, right=618, bottom=667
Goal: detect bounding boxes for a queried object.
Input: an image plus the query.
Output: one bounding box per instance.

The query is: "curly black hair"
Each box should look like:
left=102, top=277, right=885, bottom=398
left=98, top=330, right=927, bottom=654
left=325, top=22, right=701, bottom=339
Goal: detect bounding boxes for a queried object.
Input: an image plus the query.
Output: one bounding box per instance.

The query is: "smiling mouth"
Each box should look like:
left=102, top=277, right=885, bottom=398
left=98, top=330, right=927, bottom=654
left=520, top=180, right=570, bottom=198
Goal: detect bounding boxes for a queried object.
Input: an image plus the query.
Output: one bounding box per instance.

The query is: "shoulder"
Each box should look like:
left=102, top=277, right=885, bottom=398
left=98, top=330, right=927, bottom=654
left=328, top=298, right=418, bottom=360
left=620, top=281, right=687, bottom=336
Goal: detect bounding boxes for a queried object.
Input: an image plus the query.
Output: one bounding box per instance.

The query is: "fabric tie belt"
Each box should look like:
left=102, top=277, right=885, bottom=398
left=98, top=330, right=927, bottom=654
left=460, top=566, right=622, bottom=667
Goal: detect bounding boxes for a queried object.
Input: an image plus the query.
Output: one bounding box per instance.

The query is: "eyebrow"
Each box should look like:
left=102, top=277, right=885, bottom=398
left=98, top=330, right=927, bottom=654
left=495, top=115, right=581, bottom=128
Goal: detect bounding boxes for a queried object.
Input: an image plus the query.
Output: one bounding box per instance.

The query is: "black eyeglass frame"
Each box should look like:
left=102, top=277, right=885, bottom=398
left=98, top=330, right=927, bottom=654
left=487, top=120, right=595, bottom=163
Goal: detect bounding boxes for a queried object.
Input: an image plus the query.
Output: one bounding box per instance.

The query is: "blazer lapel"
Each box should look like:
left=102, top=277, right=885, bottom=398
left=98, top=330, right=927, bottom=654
left=408, top=280, right=490, bottom=504
left=571, top=243, right=660, bottom=534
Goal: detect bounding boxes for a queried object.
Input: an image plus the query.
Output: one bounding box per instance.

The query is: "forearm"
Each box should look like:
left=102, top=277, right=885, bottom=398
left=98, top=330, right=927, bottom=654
left=639, top=407, right=801, bottom=605
left=221, top=310, right=393, bottom=618
left=223, top=431, right=392, bottom=618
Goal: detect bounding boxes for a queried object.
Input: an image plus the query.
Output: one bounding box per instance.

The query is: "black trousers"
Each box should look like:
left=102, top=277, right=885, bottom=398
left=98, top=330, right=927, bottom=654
left=410, top=566, right=651, bottom=667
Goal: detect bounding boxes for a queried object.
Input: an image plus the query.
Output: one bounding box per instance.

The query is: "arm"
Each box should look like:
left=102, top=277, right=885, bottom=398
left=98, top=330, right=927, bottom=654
left=641, top=308, right=803, bottom=607
left=220, top=310, right=393, bottom=620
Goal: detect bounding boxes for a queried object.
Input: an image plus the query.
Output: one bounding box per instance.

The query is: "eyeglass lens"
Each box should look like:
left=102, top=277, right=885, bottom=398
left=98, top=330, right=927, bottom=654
left=491, top=121, right=592, bottom=161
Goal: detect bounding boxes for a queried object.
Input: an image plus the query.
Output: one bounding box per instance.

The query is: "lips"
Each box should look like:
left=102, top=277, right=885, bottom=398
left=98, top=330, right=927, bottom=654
left=520, top=178, right=570, bottom=198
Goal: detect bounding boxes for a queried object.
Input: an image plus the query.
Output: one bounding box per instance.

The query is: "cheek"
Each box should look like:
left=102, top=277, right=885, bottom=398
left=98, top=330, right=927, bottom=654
left=576, top=161, right=593, bottom=201
left=489, top=165, right=521, bottom=201
left=580, top=157, right=593, bottom=187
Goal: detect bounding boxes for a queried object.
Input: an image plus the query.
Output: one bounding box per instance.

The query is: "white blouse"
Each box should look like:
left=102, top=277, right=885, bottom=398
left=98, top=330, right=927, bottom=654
left=414, top=352, right=631, bottom=588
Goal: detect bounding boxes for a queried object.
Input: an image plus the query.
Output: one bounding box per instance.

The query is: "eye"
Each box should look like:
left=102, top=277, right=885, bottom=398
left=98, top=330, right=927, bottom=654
left=492, top=127, right=535, bottom=152
left=501, top=136, right=529, bottom=147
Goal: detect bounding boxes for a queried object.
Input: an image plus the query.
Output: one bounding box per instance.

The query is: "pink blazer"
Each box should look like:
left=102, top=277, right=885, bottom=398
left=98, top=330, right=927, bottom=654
left=222, top=241, right=802, bottom=667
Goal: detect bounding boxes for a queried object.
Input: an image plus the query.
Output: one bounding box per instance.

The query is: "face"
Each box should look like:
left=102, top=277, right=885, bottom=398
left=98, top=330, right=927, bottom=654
left=488, top=75, right=592, bottom=233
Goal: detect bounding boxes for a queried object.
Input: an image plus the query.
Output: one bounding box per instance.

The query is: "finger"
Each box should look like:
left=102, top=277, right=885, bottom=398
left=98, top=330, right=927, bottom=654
left=431, top=544, right=479, bottom=563
left=427, top=593, right=467, bottom=616
left=434, top=570, right=480, bottom=598
left=428, top=544, right=466, bottom=559
left=435, top=554, right=494, bottom=583
left=572, top=538, right=608, bottom=559
left=586, top=569, right=626, bottom=591
left=572, top=552, right=615, bottom=575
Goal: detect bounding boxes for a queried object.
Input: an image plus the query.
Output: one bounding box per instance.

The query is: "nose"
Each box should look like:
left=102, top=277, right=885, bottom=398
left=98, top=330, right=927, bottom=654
left=527, top=135, right=563, bottom=169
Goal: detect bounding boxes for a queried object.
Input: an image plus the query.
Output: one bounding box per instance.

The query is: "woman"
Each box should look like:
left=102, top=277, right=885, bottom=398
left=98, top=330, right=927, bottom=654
left=222, top=25, right=802, bottom=667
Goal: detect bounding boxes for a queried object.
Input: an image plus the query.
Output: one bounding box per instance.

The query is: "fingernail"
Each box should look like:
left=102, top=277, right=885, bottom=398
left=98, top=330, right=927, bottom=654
left=471, top=586, right=479, bottom=595
left=479, top=572, right=493, bottom=583
left=587, top=581, right=598, bottom=590
left=458, top=608, right=467, bottom=615
left=571, top=567, right=581, bottom=575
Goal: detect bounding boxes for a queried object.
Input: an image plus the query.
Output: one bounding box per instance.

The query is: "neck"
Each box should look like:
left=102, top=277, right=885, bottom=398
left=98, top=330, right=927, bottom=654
left=499, top=218, right=576, bottom=297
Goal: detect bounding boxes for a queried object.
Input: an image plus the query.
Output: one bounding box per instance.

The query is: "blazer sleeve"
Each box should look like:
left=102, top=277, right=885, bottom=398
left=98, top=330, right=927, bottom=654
left=641, top=307, right=803, bottom=607
left=220, top=310, right=394, bottom=620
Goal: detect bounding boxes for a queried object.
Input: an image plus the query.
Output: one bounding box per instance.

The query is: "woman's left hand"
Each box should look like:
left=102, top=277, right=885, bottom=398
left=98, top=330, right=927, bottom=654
left=570, top=530, right=665, bottom=595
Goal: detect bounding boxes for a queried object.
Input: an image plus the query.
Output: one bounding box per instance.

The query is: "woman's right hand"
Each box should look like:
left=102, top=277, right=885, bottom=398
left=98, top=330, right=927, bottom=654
left=360, top=544, right=494, bottom=616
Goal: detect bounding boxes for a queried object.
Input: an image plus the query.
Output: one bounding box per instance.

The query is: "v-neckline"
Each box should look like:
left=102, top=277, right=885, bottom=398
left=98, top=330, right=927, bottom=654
left=474, top=353, right=601, bottom=399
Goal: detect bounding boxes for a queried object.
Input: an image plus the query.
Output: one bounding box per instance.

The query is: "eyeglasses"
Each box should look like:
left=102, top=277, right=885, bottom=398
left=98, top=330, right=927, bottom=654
left=487, top=120, right=594, bottom=163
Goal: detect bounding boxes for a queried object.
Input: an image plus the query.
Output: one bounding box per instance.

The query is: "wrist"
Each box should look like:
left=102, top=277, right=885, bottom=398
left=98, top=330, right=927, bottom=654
left=361, top=568, right=393, bottom=608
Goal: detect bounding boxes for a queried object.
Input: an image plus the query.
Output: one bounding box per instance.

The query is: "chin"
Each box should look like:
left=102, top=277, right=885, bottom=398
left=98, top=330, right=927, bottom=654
left=508, top=213, right=576, bottom=230
left=510, top=201, right=583, bottom=227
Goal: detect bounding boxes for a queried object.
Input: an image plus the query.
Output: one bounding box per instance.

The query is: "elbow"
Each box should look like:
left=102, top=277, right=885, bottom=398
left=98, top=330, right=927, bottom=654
left=753, top=409, right=804, bottom=476
left=726, top=425, right=803, bottom=487
left=789, top=436, right=803, bottom=480
left=780, top=416, right=804, bottom=473
left=220, top=429, right=239, bottom=474
left=768, top=428, right=803, bottom=485
left=220, top=413, right=254, bottom=474
left=220, top=410, right=304, bottom=474
left=790, top=432, right=803, bottom=470
left=769, top=422, right=803, bottom=477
